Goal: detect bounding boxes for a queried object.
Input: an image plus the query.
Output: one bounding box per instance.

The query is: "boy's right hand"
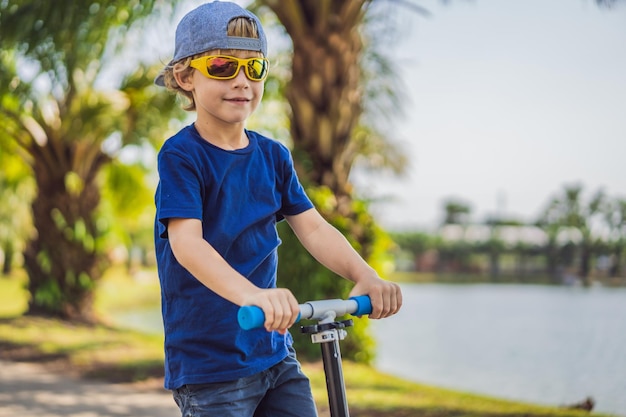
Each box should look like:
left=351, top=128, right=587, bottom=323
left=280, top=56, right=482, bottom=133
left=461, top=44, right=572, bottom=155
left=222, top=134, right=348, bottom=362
left=243, top=288, right=299, bottom=334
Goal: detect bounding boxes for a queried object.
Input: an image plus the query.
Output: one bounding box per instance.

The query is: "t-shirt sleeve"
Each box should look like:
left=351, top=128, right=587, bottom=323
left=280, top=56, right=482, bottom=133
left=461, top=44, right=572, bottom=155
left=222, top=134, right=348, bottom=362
left=155, top=150, right=204, bottom=238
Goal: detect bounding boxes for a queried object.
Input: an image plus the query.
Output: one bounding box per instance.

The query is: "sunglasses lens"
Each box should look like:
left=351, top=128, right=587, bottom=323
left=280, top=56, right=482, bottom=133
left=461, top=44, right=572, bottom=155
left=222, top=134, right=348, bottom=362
left=207, top=57, right=239, bottom=78
left=247, top=59, right=268, bottom=80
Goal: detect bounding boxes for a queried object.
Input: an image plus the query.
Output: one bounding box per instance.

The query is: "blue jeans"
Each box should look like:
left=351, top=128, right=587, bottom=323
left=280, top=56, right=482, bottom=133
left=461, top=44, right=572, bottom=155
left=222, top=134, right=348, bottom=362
left=172, top=348, right=318, bottom=417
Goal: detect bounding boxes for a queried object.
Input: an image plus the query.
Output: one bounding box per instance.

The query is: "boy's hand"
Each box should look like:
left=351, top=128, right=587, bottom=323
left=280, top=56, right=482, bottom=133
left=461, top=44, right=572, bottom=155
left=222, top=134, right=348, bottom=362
left=243, top=288, right=300, bottom=334
left=349, top=275, right=402, bottom=320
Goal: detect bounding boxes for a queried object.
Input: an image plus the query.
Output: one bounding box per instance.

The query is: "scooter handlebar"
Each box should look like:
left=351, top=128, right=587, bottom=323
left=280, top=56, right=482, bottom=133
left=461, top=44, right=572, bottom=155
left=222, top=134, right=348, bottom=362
left=238, top=295, right=372, bottom=331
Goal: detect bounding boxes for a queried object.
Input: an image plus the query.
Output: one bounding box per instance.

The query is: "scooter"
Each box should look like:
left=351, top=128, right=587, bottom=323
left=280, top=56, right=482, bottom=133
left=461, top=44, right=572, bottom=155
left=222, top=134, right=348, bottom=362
left=238, top=295, right=372, bottom=417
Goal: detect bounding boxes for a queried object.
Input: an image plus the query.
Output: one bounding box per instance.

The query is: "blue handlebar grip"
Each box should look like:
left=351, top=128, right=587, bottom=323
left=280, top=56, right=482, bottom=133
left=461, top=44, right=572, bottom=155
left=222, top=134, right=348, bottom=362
left=350, top=295, right=373, bottom=316
left=238, top=306, right=303, bottom=330
left=238, top=305, right=265, bottom=330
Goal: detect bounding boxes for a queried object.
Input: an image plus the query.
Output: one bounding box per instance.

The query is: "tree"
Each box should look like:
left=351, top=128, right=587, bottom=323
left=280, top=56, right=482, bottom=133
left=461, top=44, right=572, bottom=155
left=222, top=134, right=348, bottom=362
left=537, top=184, right=605, bottom=286
left=442, top=199, right=472, bottom=225
left=251, top=0, right=412, bottom=361
left=257, top=0, right=367, bottom=198
left=0, top=1, right=185, bottom=321
left=249, top=1, right=411, bottom=260
left=390, top=231, right=436, bottom=271
left=603, top=197, right=626, bottom=277
left=255, top=1, right=408, bottom=198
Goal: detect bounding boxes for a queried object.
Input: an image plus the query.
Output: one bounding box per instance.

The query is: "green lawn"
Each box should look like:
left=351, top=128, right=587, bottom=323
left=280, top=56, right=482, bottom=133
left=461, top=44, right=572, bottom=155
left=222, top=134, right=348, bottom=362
left=0, top=268, right=614, bottom=417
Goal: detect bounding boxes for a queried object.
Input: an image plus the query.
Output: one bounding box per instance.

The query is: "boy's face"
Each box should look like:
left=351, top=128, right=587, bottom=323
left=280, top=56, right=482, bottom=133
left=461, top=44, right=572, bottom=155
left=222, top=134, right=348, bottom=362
left=180, top=50, right=265, bottom=127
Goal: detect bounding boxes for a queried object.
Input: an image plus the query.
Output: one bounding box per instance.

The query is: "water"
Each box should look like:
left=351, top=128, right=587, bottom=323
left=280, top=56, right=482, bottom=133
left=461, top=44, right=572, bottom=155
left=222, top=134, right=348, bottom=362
left=372, top=283, right=626, bottom=416
left=110, top=284, right=626, bottom=416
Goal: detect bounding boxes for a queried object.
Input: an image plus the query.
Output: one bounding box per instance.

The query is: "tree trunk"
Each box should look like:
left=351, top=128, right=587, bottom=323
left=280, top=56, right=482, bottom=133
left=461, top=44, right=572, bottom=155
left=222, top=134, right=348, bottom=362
left=265, top=0, right=368, bottom=200
left=23, top=139, right=108, bottom=322
left=2, top=241, right=14, bottom=275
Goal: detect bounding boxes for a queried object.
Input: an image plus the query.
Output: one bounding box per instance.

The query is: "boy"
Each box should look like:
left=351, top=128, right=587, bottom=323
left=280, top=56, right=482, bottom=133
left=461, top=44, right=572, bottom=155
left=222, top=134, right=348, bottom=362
left=154, top=2, right=402, bottom=416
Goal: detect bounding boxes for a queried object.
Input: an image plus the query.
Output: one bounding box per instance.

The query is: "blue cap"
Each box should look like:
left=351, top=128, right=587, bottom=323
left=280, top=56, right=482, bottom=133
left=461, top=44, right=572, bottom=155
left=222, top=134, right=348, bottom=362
left=155, top=1, right=267, bottom=86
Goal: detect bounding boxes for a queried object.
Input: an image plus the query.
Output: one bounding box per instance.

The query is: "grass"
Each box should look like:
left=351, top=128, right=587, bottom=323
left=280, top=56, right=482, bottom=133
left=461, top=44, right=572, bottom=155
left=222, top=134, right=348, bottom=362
left=0, top=267, right=614, bottom=417
left=0, top=315, right=165, bottom=381
left=0, top=268, right=28, bottom=317
left=305, top=361, right=602, bottom=417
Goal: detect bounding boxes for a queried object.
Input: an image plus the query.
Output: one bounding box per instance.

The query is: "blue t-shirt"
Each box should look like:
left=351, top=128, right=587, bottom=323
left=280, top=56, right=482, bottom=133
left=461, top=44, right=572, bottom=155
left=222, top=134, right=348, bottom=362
left=154, top=124, right=313, bottom=390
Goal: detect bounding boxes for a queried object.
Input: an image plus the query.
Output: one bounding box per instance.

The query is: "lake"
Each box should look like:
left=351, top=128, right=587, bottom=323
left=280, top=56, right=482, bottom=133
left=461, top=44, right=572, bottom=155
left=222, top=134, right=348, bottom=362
left=372, top=283, right=626, bottom=416
left=110, top=283, right=626, bottom=416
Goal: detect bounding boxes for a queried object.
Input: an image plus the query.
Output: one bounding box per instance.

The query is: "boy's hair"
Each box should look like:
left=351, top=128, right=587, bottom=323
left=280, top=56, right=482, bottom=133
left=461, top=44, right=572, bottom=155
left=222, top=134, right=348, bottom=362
left=162, top=17, right=263, bottom=111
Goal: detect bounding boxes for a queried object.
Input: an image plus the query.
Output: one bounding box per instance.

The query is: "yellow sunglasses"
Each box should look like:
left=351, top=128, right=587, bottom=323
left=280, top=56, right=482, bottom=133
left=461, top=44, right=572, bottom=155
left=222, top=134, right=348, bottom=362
left=189, top=55, right=269, bottom=81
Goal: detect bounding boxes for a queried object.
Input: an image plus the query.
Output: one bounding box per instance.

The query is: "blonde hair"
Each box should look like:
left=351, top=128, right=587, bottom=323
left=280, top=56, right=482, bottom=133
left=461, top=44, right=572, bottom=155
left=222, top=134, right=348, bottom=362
left=162, top=17, right=263, bottom=111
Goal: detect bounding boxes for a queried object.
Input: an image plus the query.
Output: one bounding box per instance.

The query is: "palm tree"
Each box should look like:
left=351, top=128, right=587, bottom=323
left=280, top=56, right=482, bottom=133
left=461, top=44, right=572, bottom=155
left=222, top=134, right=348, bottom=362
left=537, top=185, right=605, bottom=286
left=256, top=0, right=410, bottom=198
left=259, top=0, right=369, bottom=197
left=251, top=0, right=414, bottom=361
left=442, top=199, right=472, bottom=225
left=0, top=2, right=185, bottom=321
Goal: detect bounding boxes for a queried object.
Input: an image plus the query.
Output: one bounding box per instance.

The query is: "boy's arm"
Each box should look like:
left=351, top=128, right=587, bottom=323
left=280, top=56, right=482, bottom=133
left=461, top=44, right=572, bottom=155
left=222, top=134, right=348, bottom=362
left=167, top=217, right=299, bottom=333
left=285, top=208, right=402, bottom=319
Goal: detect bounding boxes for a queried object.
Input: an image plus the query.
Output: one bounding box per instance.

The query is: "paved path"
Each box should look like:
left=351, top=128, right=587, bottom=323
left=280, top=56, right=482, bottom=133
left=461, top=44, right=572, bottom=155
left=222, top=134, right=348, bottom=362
left=0, top=360, right=180, bottom=417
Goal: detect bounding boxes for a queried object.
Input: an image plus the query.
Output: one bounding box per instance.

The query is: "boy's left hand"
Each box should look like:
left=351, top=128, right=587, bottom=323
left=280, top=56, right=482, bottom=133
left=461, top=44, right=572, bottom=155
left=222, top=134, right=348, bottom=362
left=349, top=275, right=402, bottom=319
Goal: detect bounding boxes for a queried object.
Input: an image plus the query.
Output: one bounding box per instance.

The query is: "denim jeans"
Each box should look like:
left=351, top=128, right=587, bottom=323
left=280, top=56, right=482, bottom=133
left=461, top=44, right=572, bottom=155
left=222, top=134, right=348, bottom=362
left=172, top=348, right=318, bottom=417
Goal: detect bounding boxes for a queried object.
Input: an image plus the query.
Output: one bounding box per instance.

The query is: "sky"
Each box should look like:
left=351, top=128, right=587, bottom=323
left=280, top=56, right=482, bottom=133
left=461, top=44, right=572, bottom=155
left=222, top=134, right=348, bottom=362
left=354, top=0, right=626, bottom=230
left=155, top=0, right=626, bottom=231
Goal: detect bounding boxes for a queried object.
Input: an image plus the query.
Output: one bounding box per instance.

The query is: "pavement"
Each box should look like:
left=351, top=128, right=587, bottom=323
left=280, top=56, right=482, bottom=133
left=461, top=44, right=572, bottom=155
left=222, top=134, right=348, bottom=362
left=0, top=359, right=180, bottom=417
